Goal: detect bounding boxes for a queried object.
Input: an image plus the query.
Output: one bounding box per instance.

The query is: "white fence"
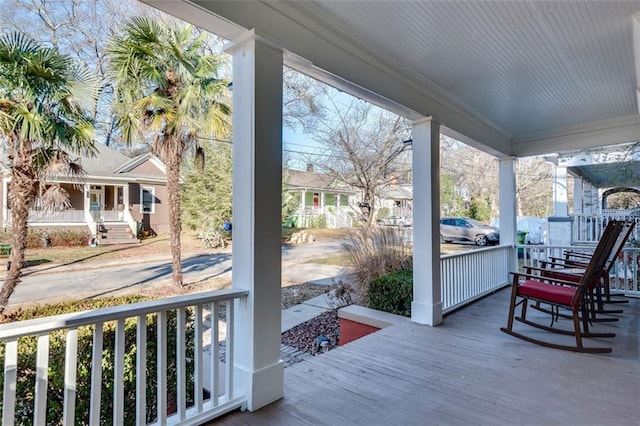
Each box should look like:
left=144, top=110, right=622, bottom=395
left=0, top=289, right=248, bottom=425
left=441, top=245, right=511, bottom=313
left=517, top=244, right=640, bottom=297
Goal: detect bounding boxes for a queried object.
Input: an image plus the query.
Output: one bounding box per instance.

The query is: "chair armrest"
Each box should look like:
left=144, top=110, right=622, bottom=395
left=522, top=265, right=581, bottom=285
left=562, top=250, right=593, bottom=260
left=548, top=256, right=588, bottom=267
left=509, top=271, right=582, bottom=287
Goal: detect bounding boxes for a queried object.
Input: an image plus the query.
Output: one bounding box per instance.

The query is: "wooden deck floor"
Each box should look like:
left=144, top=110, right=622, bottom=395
left=215, top=288, right=640, bottom=425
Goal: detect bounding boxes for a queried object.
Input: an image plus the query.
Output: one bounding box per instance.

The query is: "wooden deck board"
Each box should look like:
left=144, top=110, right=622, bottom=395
left=214, top=288, right=640, bottom=425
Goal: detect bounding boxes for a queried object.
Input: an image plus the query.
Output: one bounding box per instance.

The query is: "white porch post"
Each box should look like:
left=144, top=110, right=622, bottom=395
left=498, top=157, right=517, bottom=269
left=83, top=183, right=90, bottom=214
left=300, top=190, right=306, bottom=227
left=548, top=163, right=572, bottom=245
left=227, top=30, right=284, bottom=411
left=411, top=117, right=442, bottom=326
left=123, top=185, right=130, bottom=209
left=552, top=165, right=569, bottom=216
left=573, top=177, right=583, bottom=214
left=584, top=183, right=598, bottom=214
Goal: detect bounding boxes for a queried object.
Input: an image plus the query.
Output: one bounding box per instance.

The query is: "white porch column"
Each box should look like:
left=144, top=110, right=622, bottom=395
left=583, top=183, right=597, bottom=214
left=83, top=183, right=90, bottom=213
left=573, top=177, right=583, bottom=214
left=548, top=164, right=572, bottom=245
left=411, top=117, right=442, bottom=326
left=552, top=165, right=569, bottom=216
left=123, top=185, right=130, bottom=208
left=498, top=157, right=517, bottom=269
left=227, top=30, right=284, bottom=411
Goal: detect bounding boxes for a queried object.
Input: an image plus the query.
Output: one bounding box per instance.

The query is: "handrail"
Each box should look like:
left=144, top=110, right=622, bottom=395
left=0, top=289, right=248, bottom=340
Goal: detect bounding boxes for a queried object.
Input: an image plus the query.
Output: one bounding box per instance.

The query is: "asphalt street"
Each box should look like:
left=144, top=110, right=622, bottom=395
left=6, top=238, right=348, bottom=307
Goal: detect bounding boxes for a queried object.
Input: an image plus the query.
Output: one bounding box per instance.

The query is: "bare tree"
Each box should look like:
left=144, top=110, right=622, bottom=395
left=515, top=156, right=553, bottom=217
left=302, top=86, right=411, bottom=226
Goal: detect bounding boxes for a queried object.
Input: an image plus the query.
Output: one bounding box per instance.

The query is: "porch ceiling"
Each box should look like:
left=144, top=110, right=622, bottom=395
left=146, top=1, right=640, bottom=158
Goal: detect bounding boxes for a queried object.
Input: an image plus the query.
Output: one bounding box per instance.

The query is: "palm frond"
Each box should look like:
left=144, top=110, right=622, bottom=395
left=37, top=184, right=71, bottom=213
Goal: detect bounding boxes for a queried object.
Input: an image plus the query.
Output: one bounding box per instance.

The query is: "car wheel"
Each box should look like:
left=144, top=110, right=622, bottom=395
left=475, top=235, right=488, bottom=246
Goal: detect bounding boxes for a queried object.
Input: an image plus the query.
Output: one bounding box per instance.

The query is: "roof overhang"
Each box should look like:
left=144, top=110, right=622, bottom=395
left=143, top=1, right=640, bottom=189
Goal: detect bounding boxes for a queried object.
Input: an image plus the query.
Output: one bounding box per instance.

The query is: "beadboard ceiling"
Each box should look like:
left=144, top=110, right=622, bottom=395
left=147, top=0, right=640, bottom=160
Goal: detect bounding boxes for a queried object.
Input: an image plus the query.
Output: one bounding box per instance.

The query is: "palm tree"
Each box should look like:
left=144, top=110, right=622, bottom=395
left=0, top=33, right=98, bottom=313
left=107, top=17, right=231, bottom=287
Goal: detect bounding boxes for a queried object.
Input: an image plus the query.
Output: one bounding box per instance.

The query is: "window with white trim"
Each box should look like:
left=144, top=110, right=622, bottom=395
left=141, top=186, right=155, bottom=214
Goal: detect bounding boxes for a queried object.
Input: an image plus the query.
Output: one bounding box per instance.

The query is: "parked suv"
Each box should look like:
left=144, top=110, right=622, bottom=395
left=440, top=217, right=500, bottom=246
left=377, top=215, right=412, bottom=227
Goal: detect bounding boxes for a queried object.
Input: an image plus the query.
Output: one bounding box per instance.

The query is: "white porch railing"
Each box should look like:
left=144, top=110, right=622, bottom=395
left=324, top=207, right=353, bottom=228
left=91, top=210, right=125, bottom=222
left=0, top=289, right=248, bottom=425
left=27, top=209, right=86, bottom=223
left=336, top=206, right=354, bottom=227
left=570, top=213, right=640, bottom=244
left=517, top=244, right=640, bottom=297
left=441, top=245, right=511, bottom=313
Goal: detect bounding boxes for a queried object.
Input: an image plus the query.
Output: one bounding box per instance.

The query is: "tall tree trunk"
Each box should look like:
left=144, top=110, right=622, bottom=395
left=0, top=145, right=37, bottom=314
left=166, top=144, right=183, bottom=287
left=362, top=188, right=376, bottom=230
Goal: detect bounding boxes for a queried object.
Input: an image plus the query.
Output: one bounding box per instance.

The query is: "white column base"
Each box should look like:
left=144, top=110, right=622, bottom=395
left=411, top=301, right=443, bottom=326
left=235, top=360, right=284, bottom=411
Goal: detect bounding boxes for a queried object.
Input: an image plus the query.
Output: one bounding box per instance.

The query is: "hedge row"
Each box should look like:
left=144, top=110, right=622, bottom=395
left=0, top=229, right=90, bottom=249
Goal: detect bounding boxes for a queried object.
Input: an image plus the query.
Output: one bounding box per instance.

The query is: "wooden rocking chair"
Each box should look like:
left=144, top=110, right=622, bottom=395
left=534, top=220, right=635, bottom=319
left=500, top=220, right=623, bottom=353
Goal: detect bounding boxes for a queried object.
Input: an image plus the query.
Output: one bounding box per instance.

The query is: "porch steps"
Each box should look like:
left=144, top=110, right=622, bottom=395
left=96, top=223, right=138, bottom=245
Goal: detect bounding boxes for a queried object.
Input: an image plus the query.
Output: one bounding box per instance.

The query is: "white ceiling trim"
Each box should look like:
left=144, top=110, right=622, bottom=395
left=511, top=114, right=640, bottom=157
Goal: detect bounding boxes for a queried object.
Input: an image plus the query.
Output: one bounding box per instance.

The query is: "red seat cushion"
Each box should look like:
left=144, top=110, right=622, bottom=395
left=518, top=280, right=577, bottom=308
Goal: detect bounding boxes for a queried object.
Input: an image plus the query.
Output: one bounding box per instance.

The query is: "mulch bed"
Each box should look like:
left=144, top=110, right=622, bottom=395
left=281, top=310, right=340, bottom=353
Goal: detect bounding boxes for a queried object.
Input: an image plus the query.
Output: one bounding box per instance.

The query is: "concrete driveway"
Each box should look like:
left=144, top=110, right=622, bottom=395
left=6, top=239, right=349, bottom=308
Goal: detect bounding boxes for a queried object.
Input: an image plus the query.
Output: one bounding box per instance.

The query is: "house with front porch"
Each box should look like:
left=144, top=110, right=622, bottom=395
left=0, top=143, right=170, bottom=243
left=1, top=1, right=640, bottom=425
left=284, top=164, right=358, bottom=228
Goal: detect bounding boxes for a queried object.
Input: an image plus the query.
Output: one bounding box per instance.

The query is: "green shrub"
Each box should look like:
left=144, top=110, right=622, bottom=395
left=307, top=216, right=327, bottom=229
left=342, top=227, right=413, bottom=305
left=47, top=229, right=91, bottom=247
left=368, top=269, right=413, bottom=317
left=0, top=296, right=197, bottom=424
left=0, top=229, right=90, bottom=249
left=376, top=207, right=390, bottom=220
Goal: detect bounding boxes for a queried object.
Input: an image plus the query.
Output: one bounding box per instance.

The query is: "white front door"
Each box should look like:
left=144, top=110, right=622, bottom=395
left=89, top=186, right=104, bottom=219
